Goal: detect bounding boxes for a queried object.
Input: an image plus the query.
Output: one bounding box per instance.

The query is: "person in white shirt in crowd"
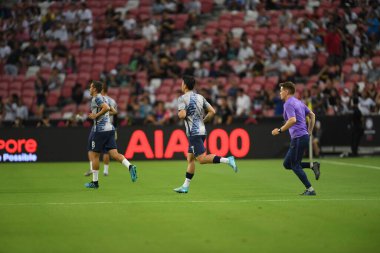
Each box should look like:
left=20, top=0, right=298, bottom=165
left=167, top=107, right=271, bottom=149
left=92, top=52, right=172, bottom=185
left=236, top=88, right=251, bottom=116
left=264, top=54, right=282, bottom=77
left=0, top=41, right=11, bottom=61
left=77, top=3, right=93, bottom=24
left=123, top=12, right=137, bottom=35
left=277, top=41, right=288, bottom=59
left=142, top=20, right=158, bottom=43
left=37, top=45, right=52, bottom=68
left=194, top=61, right=210, bottom=78
left=15, top=99, right=28, bottom=121
left=280, top=57, right=296, bottom=81
left=237, top=42, right=254, bottom=61
left=53, top=23, right=69, bottom=42
left=352, top=56, right=373, bottom=76
left=3, top=96, right=17, bottom=122
left=50, top=55, right=64, bottom=72
left=359, top=90, right=376, bottom=115
left=63, top=3, right=78, bottom=24
left=289, top=38, right=307, bottom=58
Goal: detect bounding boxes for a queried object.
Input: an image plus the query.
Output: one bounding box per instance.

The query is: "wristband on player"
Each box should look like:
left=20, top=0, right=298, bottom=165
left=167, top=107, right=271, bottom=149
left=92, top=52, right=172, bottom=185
left=278, top=128, right=282, bottom=133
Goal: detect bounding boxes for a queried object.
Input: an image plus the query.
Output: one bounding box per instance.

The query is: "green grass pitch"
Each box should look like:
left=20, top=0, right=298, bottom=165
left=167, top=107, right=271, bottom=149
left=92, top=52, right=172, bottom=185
left=1, top=157, right=380, bottom=253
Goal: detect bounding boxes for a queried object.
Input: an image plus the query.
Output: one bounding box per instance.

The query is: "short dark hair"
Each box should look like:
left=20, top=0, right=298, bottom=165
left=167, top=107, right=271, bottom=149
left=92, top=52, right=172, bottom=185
left=183, top=75, right=195, bottom=90
left=92, top=81, right=103, bottom=93
left=280, top=81, right=295, bottom=95
left=102, top=83, right=108, bottom=93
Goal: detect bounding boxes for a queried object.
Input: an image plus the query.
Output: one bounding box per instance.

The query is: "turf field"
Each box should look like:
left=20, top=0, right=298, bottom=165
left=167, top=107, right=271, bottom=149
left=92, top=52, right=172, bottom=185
left=1, top=157, right=380, bottom=253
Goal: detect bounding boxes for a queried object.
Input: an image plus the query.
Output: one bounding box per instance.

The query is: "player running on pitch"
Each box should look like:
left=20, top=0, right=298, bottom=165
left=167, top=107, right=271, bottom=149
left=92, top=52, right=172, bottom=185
left=85, top=81, right=137, bottom=189
left=271, top=81, right=320, bottom=195
left=173, top=75, right=238, bottom=194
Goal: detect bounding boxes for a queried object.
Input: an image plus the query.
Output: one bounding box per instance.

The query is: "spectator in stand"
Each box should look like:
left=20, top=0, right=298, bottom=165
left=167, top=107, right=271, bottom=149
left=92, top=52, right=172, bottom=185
left=264, top=54, right=281, bottom=77
left=106, top=69, right=119, bottom=87
left=186, top=0, right=201, bottom=27
left=248, top=55, right=265, bottom=76
left=194, top=61, right=209, bottom=78
left=277, top=41, right=288, bottom=59
left=77, top=3, right=93, bottom=24
left=142, top=20, right=158, bottom=43
left=15, top=98, right=28, bottom=122
left=47, top=67, right=63, bottom=90
left=79, top=21, right=94, bottom=49
left=0, top=40, right=11, bottom=62
left=257, top=9, right=270, bottom=27
left=72, top=83, right=83, bottom=105
left=310, top=85, right=326, bottom=116
left=174, top=42, right=188, bottom=61
left=325, top=25, right=344, bottom=66
left=4, top=42, right=22, bottom=76
left=219, top=59, right=234, bottom=77
left=159, top=11, right=175, bottom=43
left=65, top=53, right=77, bottom=74
left=138, top=95, right=153, bottom=119
left=37, top=45, right=52, bottom=67
left=52, top=40, right=68, bottom=58
left=23, top=40, right=39, bottom=66
left=352, top=56, right=373, bottom=76
left=145, top=101, right=171, bottom=125
left=359, top=90, right=376, bottom=115
left=236, top=88, right=251, bottom=117
left=104, top=20, right=120, bottom=41
left=153, top=0, right=165, bottom=14
left=123, top=12, right=137, bottom=39
left=50, top=55, right=64, bottom=72
left=3, top=96, right=17, bottom=122
left=237, top=42, right=254, bottom=61
left=35, top=72, right=48, bottom=118
left=227, top=78, right=240, bottom=98
left=341, top=88, right=351, bottom=114
left=280, top=57, right=296, bottom=82
left=214, top=96, right=233, bottom=125
left=36, top=114, right=51, bottom=127
left=278, top=10, right=292, bottom=29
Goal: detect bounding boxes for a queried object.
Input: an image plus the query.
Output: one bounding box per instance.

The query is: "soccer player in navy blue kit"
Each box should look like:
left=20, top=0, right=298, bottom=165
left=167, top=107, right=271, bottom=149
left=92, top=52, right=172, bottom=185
left=85, top=81, right=137, bottom=189
left=174, top=76, right=238, bottom=194
left=271, top=81, right=320, bottom=195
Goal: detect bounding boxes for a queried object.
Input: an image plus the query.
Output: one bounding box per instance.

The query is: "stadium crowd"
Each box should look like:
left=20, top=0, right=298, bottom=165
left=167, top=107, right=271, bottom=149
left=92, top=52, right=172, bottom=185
left=0, top=0, right=379, bottom=128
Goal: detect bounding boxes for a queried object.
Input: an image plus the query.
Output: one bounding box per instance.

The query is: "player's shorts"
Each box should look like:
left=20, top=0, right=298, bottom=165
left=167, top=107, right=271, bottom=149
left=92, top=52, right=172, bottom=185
left=87, top=130, right=95, bottom=152
left=188, top=135, right=206, bottom=157
left=89, top=130, right=117, bottom=153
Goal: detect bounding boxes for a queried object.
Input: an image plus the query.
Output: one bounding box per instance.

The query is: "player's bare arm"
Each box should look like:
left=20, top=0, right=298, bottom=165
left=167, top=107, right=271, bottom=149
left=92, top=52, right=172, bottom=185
left=272, top=117, right=296, bottom=136
left=306, top=111, right=316, bottom=135
left=203, top=105, right=215, bottom=123
left=109, top=106, right=117, bottom=116
left=178, top=109, right=186, bottom=119
left=89, top=103, right=110, bottom=119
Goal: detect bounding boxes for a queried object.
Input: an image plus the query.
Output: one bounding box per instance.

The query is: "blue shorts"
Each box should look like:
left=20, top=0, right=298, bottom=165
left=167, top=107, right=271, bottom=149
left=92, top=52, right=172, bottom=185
left=89, top=130, right=117, bottom=153
left=188, top=135, right=206, bottom=157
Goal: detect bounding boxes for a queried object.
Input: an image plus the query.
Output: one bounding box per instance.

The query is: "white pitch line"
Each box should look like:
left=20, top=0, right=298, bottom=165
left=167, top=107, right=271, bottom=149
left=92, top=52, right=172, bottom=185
left=1, top=198, right=380, bottom=206
left=323, top=160, right=380, bottom=170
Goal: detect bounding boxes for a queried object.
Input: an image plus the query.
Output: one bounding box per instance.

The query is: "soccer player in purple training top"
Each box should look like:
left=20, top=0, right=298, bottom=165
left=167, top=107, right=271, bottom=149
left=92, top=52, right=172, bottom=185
left=173, top=76, right=238, bottom=194
left=271, top=81, right=320, bottom=196
left=85, top=81, right=137, bottom=189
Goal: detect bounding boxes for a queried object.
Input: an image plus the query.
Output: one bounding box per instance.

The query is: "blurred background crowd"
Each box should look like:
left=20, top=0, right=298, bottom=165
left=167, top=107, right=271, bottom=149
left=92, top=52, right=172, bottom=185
left=0, top=0, right=379, bottom=128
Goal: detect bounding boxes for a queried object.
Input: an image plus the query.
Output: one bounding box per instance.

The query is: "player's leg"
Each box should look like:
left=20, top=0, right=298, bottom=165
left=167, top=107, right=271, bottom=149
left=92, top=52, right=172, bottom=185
left=192, top=135, right=238, bottom=172
left=108, top=149, right=137, bottom=182
left=84, top=151, right=94, bottom=176
left=289, top=136, right=315, bottom=195
left=299, top=138, right=321, bottom=180
left=174, top=153, right=195, bottom=193
left=103, top=153, right=110, bottom=176
left=84, top=130, right=95, bottom=176
left=85, top=151, right=100, bottom=189
left=85, top=132, right=106, bottom=188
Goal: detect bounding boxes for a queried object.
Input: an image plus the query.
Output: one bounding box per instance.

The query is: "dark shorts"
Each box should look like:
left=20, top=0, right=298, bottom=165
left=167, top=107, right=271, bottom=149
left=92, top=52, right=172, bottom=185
left=188, top=135, right=206, bottom=157
left=88, top=130, right=117, bottom=153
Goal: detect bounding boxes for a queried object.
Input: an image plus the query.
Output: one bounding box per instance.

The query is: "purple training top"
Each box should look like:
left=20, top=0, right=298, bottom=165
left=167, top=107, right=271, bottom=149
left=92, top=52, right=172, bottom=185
left=283, top=96, right=310, bottom=139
